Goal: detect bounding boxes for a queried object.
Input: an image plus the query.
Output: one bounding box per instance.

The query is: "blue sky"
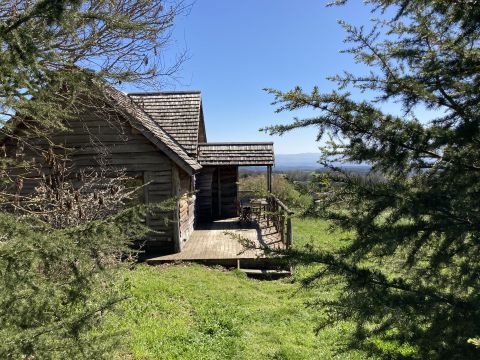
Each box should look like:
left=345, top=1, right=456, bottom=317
left=132, top=1, right=376, bottom=154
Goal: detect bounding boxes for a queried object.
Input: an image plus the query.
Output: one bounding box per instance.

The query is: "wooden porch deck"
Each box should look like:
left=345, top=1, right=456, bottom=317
left=147, top=217, right=285, bottom=264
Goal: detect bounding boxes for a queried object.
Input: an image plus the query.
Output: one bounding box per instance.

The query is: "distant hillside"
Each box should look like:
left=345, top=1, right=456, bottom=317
left=272, top=153, right=370, bottom=172
left=274, top=153, right=323, bottom=170
left=241, top=153, right=370, bottom=172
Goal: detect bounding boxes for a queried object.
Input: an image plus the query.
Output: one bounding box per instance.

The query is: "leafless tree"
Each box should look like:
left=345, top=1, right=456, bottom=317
left=0, top=0, right=190, bottom=134
left=0, top=0, right=188, bottom=219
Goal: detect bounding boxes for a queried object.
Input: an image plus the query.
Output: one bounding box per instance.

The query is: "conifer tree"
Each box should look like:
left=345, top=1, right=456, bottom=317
left=0, top=1, right=183, bottom=358
left=264, top=1, right=480, bottom=358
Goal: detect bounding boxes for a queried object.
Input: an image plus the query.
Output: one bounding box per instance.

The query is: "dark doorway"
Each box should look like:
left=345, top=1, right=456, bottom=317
left=195, top=165, right=239, bottom=222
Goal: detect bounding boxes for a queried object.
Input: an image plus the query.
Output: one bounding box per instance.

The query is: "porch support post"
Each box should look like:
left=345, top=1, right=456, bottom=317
left=267, top=165, right=272, bottom=193
left=217, top=166, right=222, bottom=217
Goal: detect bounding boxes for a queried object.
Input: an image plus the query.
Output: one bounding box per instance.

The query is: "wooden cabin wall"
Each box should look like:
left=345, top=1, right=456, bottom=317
left=174, top=168, right=195, bottom=251
left=3, top=105, right=177, bottom=254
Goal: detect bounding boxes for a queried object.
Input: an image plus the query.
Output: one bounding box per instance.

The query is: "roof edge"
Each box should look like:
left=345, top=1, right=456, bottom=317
left=199, top=162, right=274, bottom=166
left=199, top=142, right=274, bottom=146
left=128, top=91, right=201, bottom=96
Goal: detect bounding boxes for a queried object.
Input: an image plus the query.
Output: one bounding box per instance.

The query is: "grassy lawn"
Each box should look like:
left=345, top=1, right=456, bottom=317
left=107, top=218, right=378, bottom=359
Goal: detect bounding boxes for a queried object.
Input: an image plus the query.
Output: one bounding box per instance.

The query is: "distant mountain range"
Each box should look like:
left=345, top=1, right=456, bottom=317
left=272, top=153, right=370, bottom=172
left=242, top=153, right=370, bottom=172
left=274, top=153, right=323, bottom=170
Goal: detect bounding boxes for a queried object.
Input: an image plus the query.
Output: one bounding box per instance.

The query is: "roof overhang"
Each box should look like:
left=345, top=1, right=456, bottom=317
left=197, top=142, right=274, bottom=167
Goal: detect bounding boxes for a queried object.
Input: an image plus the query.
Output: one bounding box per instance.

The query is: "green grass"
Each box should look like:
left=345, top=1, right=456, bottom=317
left=293, top=217, right=349, bottom=250
left=106, top=218, right=380, bottom=359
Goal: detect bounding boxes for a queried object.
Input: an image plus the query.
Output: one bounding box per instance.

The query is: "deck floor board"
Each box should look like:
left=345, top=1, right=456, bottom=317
left=148, top=217, right=284, bottom=262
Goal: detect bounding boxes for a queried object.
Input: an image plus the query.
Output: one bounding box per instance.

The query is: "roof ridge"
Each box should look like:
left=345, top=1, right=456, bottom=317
left=199, top=142, right=274, bottom=145
left=194, top=94, right=203, bottom=154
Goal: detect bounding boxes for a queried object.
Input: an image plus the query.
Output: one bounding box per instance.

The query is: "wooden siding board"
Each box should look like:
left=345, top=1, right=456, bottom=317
left=6, top=103, right=180, bottom=254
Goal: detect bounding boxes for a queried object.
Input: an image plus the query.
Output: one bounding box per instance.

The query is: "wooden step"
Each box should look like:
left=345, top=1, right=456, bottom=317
left=239, top=268, right=291, bottom=278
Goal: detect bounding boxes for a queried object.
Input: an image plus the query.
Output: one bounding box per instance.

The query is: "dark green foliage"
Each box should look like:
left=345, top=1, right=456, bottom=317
left=0, top=200, right=175, bottom=359
left=238, top=173, right=312, bottom=213
left=0, top=211, right=130, bottom=359
left=0, top=179, right=173, bottom=359
left=264, top=1, right=480, bottom=358
left=0, top=1, right=182, bottom=358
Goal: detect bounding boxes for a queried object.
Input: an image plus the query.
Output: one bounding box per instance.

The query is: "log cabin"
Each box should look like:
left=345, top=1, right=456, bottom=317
left=1, top=86, right=276, bottom=255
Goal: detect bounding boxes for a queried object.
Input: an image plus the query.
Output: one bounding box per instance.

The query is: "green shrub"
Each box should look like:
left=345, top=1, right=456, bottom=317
left=239, top=173, right=312, bottom=213
left=0, top=207, right=149, bottom=359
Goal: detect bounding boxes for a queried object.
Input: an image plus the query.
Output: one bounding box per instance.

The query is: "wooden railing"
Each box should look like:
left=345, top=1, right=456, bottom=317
left=266, top=194, right=294, bottom=248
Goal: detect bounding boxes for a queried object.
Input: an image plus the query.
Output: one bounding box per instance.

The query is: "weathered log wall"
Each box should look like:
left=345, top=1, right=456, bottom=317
left=176, top=170, right=195, bottom=250
left=3, top=105, right=182, bottom=253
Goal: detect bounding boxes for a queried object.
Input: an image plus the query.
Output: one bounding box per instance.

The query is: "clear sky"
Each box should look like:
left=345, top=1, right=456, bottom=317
left=130, top=1, right=376, bottom=154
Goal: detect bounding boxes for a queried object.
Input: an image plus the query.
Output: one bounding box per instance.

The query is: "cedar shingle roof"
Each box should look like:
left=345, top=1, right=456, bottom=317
left=2, top=84, right=276, bottom=173
left=197, top=142, right=274, bottom=166
left=105, top=86, right=202, bottom=175
left=128, top=92, right=203, bottom=156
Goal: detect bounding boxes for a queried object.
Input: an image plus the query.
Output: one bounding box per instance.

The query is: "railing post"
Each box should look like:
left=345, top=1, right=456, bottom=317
left=286, top=216, right=292, bottom=248
left=267, top=194, right=294, bottom=247
left=280, top=210, right=285, bottom=244
left=276, top=207, right=280, bottom=231
left=266, top=196, right=270, bottom=228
